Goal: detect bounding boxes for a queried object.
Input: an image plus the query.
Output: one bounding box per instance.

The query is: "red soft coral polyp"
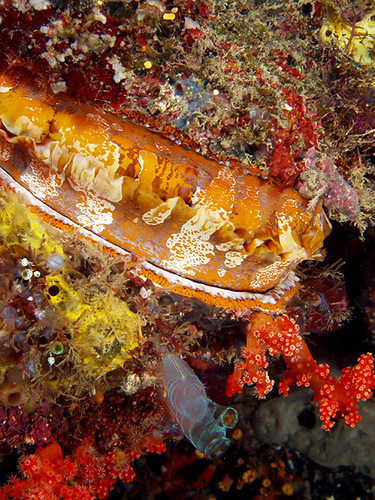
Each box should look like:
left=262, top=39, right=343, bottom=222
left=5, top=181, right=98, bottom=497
left=18, top=455, right=41, bottom=478
left=339, top=353, right=375, bottom=401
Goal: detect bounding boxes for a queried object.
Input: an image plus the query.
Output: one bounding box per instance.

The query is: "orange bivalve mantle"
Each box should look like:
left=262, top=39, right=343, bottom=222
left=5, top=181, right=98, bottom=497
left=0, top=73, right=331, bottom=309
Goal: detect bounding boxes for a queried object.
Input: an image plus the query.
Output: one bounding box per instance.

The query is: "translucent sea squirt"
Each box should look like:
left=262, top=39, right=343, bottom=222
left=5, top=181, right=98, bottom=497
left=160, top=354, right=238, bottom=458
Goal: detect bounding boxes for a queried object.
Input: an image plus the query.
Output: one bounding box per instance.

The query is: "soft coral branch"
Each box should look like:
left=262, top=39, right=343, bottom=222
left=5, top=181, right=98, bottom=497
left=226, top=312, right=375, bottom=431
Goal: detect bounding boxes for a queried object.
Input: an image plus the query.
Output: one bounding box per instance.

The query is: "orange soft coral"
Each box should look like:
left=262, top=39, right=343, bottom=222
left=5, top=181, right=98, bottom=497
left=226, top=312, right=375, bottom=431
left=0, top=442, right=138, bottom=500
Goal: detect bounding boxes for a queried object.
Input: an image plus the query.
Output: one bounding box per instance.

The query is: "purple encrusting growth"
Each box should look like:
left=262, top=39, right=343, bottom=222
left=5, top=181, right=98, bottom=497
left=299, top=148, right=360, bottom=220
left=160, top=354, right=238, bottom=458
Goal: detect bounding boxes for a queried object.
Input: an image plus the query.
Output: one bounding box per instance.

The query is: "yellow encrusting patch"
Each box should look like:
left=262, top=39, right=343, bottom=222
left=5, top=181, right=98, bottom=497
left=0, top=189, right=141, bottom=378
left=320, top=8, right=375, bottom=69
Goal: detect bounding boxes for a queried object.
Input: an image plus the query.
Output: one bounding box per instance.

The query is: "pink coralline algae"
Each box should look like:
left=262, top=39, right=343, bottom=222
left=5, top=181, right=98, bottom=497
left=298, top=148, right=361, bottom=220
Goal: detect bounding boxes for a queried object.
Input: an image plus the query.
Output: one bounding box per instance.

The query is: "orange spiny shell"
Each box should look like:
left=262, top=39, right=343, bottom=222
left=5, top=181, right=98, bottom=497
left=0, top=73, right=331, bottom=309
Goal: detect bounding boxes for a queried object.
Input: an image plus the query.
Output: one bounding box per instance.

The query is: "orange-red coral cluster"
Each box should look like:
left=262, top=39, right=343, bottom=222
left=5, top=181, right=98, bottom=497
left=0, top=441, right=140, bottom=500
left=226, top=313, right=304, bottom=399
left=226, top=312, right=375, bottom=431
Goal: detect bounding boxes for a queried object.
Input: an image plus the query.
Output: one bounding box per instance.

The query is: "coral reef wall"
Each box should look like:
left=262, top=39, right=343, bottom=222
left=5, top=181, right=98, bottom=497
left=0, top=1, right=375, bottom=499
